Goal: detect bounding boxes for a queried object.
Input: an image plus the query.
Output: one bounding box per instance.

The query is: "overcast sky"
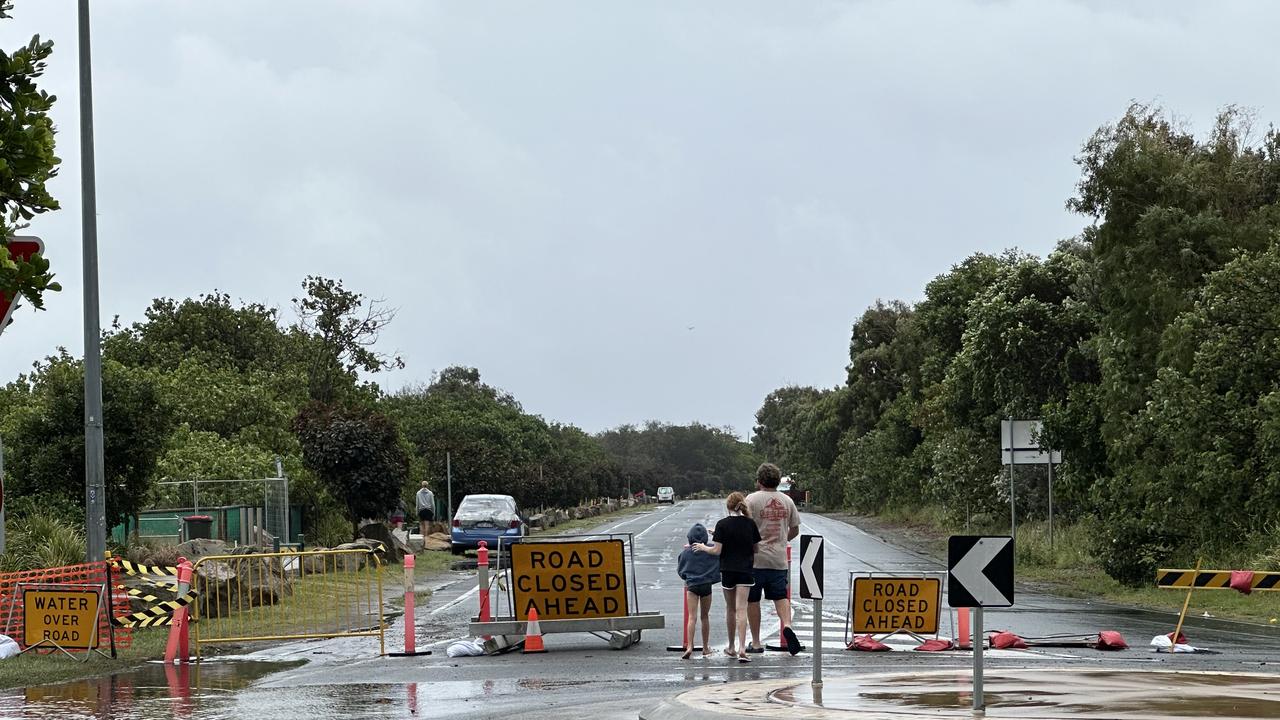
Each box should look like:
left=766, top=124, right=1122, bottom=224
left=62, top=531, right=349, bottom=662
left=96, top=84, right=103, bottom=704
left=2, top=1, right=1277, bottom=437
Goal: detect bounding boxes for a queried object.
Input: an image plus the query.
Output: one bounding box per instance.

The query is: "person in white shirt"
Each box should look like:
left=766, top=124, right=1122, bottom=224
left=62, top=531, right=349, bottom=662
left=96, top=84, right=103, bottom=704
left=416, top=481, right=436, bottom=536
left=745, top=463, right=802, bottom=654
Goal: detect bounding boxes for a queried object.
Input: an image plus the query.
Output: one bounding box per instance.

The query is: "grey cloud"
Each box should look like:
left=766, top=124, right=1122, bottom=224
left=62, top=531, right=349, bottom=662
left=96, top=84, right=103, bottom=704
left=3, top=0, right=1278, bottom=435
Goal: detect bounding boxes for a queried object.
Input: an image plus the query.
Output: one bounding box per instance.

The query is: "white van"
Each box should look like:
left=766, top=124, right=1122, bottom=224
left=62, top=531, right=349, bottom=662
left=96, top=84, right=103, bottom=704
left=657, top=486, right=675, bottom=504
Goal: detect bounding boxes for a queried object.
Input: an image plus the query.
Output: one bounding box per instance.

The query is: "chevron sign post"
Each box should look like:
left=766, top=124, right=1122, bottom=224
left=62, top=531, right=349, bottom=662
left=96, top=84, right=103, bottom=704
left=799, top=535, right=824, bottom=688
left=948, top=535, right=1015, bottom=713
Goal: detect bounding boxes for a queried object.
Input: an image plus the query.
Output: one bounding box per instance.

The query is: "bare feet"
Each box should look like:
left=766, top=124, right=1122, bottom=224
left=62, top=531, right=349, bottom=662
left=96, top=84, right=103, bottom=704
left=737, top=652, right=751, bottom=663
left=680, top=649, right=692, bottom=660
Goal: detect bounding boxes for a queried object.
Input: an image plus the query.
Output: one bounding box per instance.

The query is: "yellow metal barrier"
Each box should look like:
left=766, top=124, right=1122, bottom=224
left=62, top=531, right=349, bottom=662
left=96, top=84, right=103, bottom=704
left=190, top=547, right=385, bottom=658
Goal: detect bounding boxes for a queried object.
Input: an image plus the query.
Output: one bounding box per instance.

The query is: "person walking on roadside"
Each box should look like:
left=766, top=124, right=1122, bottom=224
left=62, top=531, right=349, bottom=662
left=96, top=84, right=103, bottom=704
left=692, top=492, right=760, bottom=663
left=416, top=481, right=436, bottom=537
left=745, top=463, right=802, bottom=655
left=676, top=523, right=720, bottom=660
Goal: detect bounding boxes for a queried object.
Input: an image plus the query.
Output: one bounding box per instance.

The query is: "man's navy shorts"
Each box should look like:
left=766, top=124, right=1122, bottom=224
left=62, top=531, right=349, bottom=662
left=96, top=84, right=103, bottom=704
left=749, top=568, right=788, bottom=602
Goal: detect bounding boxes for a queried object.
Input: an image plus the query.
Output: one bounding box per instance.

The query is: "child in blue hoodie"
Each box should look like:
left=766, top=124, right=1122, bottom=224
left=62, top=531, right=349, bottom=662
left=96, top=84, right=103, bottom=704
left=676, top=522, right=720, bottom=659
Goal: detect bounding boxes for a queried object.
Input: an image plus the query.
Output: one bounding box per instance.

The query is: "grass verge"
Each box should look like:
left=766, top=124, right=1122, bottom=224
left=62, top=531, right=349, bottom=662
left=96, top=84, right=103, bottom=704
left=412, top=549, right=454, bottom=574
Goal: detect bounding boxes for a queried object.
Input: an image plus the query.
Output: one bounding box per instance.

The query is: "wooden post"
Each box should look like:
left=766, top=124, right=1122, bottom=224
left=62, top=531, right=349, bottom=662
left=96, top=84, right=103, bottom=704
left=1170, top=557, right=1201, bottom=654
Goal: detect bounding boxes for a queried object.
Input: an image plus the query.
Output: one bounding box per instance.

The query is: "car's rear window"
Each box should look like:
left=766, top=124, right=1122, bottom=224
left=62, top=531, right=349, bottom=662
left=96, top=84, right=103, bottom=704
left=460, top=497, right=513, bottom=510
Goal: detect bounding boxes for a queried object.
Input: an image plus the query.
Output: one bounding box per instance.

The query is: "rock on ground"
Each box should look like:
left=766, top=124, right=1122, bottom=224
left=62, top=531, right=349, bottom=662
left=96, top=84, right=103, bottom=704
left=422, top=533, right=451, bottom=552
left=357, top=522, right=404, bottom=564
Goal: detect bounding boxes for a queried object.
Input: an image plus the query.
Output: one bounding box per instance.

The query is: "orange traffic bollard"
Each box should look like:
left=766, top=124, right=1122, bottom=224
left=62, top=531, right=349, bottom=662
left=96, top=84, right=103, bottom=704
left=666, top=586, right=702, bottom=652
left=389, top=554, right=431, bottom=656
left=164, top=558, right=193, bottom=664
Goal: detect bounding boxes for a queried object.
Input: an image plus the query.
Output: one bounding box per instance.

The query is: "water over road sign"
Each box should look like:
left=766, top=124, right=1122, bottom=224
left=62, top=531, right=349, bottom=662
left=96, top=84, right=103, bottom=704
left=511, top=539, right=628, bottom=620
left=947, top=535, right=1014, bottom=608
left=23, top=587, right=103, bottom=649
left=852, top=577, right=941, bottom=634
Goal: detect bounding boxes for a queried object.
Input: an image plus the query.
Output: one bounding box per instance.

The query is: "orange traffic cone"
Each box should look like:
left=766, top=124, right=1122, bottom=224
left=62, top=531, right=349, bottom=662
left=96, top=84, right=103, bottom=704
left=523, top=607, right=547, bottom=654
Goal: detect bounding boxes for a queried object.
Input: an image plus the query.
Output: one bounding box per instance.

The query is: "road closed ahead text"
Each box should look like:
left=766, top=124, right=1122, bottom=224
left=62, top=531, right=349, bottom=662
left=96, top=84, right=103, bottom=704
left=512, top=540, right=628, bottom=620
left=852, top=577, right=940, bottom=634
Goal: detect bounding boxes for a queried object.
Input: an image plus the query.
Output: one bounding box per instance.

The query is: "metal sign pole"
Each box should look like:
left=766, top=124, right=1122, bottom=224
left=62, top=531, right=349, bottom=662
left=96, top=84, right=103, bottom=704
left=79, top=0, right=108, bottom=565
left=973, top=606, right=984, bottom=712
left=446, top=451, right=453, bottom=523
left=812, top=597, right=823, bottom=687
left=1008, top=447, right=1016, bottom=544
left=0, top=435, right=6, bottom=554
left=1047, top=454, right=1054, bottom=552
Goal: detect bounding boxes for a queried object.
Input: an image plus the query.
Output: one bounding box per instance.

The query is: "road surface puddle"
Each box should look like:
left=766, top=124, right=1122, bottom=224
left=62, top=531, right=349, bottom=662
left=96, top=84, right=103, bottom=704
left=772, top=669, right=1280, bottom=718
left=0, top=659, right=301, bottom=719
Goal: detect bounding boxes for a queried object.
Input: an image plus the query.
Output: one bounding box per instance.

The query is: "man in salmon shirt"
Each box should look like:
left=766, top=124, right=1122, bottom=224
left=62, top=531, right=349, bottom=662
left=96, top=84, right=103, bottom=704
left=744, top=463, right=802, bottom=654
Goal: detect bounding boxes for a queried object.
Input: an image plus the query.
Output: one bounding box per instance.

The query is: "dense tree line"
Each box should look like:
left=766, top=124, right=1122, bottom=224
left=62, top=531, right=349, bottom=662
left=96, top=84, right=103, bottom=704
left=754, top=105, right=1280, bottom=585
left=2, top=286, right=757, bottom=547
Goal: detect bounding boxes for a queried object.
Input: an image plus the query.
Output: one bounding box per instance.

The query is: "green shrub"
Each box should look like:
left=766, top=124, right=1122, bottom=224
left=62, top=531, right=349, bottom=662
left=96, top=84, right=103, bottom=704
left=0, top=516, right=87, bottom=572
left=310, top=510, right=353, bottom=548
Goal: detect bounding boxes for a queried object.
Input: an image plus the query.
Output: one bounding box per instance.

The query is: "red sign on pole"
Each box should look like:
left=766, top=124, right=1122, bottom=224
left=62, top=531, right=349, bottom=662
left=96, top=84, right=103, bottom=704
left=1, top=236, right=45, bottom=337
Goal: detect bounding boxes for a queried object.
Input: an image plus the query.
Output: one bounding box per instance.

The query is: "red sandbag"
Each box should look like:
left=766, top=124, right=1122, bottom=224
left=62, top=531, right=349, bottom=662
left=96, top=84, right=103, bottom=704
left=914, top=638, right=954, bottom=652
left=1167, top=631, right=1187, bottom=644
left=847, top=634, right=890, bottom=652
left=1095, top=630, right=1128, bottom=650
left=1230, top=570, right=1254, bottom=595
left=988, top=631, right=1027, bottom=649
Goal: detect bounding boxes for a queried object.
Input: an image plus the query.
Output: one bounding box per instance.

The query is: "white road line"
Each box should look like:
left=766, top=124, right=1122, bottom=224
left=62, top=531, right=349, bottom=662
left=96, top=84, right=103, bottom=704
left=601, top=506, right=665, bottom=534
left=430, top=585, right=478, bottom=616
left=634, top=508, right=674, bottom=540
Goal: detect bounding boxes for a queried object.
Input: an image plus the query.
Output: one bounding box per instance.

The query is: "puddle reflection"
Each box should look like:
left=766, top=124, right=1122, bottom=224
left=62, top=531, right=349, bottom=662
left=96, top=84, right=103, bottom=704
left=2, top=660, right=299, bottom=720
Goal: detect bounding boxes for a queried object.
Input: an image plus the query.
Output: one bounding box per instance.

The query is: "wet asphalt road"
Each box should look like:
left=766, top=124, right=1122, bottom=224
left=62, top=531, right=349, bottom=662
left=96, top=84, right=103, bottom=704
left=5, top=499, right=1278, bottom=719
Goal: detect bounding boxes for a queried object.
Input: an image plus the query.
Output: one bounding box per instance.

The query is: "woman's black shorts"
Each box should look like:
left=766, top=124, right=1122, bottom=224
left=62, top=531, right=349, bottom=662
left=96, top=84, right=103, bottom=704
left=687, top=583, right=714, bottom=598
left=720, top=570, right=754, bottom=589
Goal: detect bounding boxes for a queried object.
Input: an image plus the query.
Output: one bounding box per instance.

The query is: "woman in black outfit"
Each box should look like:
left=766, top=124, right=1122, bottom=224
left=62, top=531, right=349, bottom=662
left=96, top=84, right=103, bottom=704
left=692, top=491, right=760, bottom=662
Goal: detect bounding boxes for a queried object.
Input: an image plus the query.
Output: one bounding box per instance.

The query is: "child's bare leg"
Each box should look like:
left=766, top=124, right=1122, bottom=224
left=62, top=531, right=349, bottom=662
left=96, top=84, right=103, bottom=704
left=699, top=594, right=712, bottom=655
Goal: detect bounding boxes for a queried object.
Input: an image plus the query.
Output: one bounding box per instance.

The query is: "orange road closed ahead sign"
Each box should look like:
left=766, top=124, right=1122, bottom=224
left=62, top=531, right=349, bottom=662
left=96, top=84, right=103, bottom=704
left=852, top=577, right=940, bottom=634
left=511, top=540, right=628, bottom=620
left=23, top=587, right=102, bottom=649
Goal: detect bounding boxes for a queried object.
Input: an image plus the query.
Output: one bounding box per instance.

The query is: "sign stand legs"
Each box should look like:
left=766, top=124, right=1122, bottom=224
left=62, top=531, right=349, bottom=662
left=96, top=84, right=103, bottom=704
left=812, top=597, right=822, bottom=687
left=973, top=606, right=984, bottom=713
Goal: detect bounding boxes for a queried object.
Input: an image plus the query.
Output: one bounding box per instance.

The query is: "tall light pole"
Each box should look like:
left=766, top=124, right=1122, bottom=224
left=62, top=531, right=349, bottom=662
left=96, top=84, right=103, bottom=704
left=79, top=0, right=107, bottom=562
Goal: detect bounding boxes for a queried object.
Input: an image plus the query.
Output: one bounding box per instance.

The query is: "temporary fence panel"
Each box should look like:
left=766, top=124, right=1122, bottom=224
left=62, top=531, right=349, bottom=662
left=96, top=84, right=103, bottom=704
left=190, top=547, right=384, bottom=658
left=0, top=561, right=132, bottom=651
left=264, top=476, right=290, bottom=547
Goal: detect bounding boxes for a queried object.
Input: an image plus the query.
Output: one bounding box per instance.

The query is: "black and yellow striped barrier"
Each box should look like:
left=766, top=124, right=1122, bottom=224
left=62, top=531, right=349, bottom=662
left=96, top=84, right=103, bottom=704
left=123, top=584, right=181, bottom=604
left=1156, top=569, right=1280, bottom=591
left=112, top=591, right=197, bottom=628
left=114, top=558, right=180, bottom=579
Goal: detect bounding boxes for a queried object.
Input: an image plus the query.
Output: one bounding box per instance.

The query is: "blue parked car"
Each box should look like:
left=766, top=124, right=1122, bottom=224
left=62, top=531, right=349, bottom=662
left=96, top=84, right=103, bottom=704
left=451, top=494, right=527, bottom=555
